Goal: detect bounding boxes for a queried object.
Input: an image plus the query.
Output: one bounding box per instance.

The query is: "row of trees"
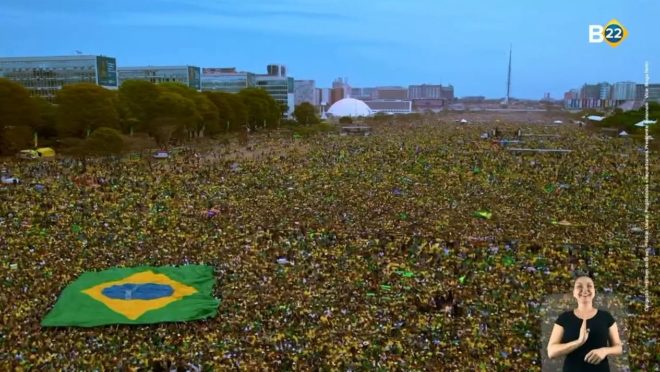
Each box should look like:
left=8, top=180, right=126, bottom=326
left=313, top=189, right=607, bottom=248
left=0, top=78, right=321, bottom=155
left=600, top=103, right=660, bottom=133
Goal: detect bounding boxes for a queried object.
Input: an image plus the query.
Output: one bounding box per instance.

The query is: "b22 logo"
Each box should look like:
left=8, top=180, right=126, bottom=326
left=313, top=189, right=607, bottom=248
left=589, top=19, right=628, bottom=48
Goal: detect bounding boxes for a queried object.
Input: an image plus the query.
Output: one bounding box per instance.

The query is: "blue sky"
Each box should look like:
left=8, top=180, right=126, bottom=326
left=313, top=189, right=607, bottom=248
left=1, top=0, right=657, bottom=99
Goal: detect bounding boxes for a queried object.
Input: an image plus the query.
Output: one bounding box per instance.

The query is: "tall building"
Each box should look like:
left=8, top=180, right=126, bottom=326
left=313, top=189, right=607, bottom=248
left=636, top=84, right=645, bottom=101
left=330, top=78, right=351, bottom=105
left=351, top=87, right=373, bottom=101
left=651, top=84, right=660, bottom=101
left=373, top=86, right=408, bottom=100
left=580, top=84, right=600, bottom=100
left=294, top=80, right=315, bottom=106
left=0, top=55, right=118, bottom=101
left=266, top=64, right=286, bottom=77
left=409, top=84, right=454, bottom=100
left=256, top=65, right=294, bottom=116
left=636, top=83, right=660, bottom=102
left=409, top=84, right=440, bottom=99
left=201, top=67, right=255, bottom=93
left=598, top=82, right=611, bottom=100
left=332, top=78, right=351, bottom=97
left=612, top=81, right=637, bottom=100
left=563, top=89, right=579, bottom=100
left=330, top=87, right=345, bottom=105
left=118, top=65, right=201, bottom=90
left=315, top=88, right=331, bottom=106
left=442, top=86, right=454, bottom=101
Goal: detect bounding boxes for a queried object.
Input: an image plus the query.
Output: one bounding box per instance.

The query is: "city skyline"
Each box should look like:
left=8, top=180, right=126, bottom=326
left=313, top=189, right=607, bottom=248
left=1, top=0, right=657, bottom=99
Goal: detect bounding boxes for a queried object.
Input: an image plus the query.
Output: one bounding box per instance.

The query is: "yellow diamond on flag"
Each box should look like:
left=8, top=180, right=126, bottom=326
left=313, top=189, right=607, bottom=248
left=82, top=271, right=197, bottom=320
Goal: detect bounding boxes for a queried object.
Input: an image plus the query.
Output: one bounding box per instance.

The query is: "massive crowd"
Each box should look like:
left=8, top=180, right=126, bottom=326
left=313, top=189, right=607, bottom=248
left=0, top=122, right=657, bottom=370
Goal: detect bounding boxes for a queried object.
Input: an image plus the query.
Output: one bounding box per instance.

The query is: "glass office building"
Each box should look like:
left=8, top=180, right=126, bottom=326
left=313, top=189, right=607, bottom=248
left=202, top=65, right=295, bottom=116
left=118, top=66, right=201, bottom=90
left=0, top=55, right=118, bottom=101
left=256, top=75, right=294, bottom=109
left=201, top=68, right=255, bottom=93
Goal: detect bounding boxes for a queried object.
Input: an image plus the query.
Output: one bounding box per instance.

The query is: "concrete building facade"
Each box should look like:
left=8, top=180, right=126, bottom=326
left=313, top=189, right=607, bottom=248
left=118, top=65, right=201, bottom=90
left=373, top=87, right=408, bottom=100
left=612, top=81, right=637, bottom=101
left=598, top=82, right=611, bottom=100
left=201, top=67, right=255, bottom=93
left=0, top=55, right=118, bottom=101
left=636, top=83, right=660, bottom=102
left=254, top=65, right=294, bottom=116
left=408, top=84, right=454, bottom=101
left=294, top=80, right=315, bottom=106
left=580, top=84, right=600, bottom=100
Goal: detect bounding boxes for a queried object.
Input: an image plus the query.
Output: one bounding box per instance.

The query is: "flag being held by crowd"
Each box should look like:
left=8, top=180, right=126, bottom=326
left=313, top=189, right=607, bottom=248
left=42, top=265, right=219, bottom=327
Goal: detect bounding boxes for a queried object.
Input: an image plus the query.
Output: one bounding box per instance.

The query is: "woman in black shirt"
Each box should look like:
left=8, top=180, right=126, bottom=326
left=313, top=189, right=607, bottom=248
left=547, top=275, right=623, bottom=371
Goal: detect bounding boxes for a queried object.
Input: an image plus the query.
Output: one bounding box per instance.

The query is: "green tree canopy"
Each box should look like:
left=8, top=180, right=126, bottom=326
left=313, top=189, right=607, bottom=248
left=193, top=93, right=220, bottom=136
left=55, top=83, right=120, bottom=138
left=31, top=97, right=58, bottom=138
left=118, top=80, right=162, bottom=133
left=150, top=90, right=198, bottom=142
left=224, top=93, right=248, bottom=130
left=149, top=117, right=180, bottom=148
left=0, top=79, right=39, bottom=152
left=293, top=102, right=319, bottom=125
left=83, top=127, right=125, bottom=155
left=0, top=125, right=33, bottom=155
left=238, top=87, right=280, bottom=130
left=204, top=91, right=251, bottom=133
left=339, top=116, right=353, bottom=124
left=158, top=83, right=218, bottom=137
left=600, top=102, right=660, bottom=134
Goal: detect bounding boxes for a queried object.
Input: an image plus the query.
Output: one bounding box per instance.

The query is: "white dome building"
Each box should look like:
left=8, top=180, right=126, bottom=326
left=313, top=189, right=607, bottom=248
left=327, top=98, right=373, bottom=117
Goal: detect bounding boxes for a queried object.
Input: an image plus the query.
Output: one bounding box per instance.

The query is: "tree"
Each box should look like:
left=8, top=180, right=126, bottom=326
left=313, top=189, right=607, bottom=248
left=158, top=83, right=218, bottom=138
left=32, top=97, right=58, bottom=138
left=0, top=79, right=39, bottom=153
left=55, top=83, right=120, bottom=138
left=293, top=102, right=319, bottom=125
left=150, top=117, right=179, bottom=148
left=600, top=102, right=660, bottom=134
left=83, top=127, right=124, bottom=155
left=0, top=125, right=32, bottom=155
left=370, top=111, right=389, bottom=123
left=150, top=90, right=198, bottom=142
left=238, top=88, right=280, bottom=130
left=117, top=80, right=162, bottom=134
left=280, top=103, right=289, bottom=119
left=0, top=78, right=38, bottom=128
left=339, top=116, right=353, bottom=124
left=204, top=92, right=235, bottom=133
left=193, top=94, right=220, bottom=137
left=224, top=92, right=248, bottom=130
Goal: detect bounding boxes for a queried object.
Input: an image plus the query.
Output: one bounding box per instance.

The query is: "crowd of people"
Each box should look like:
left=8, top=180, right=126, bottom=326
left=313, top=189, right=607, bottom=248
left=0, top=122, right=657, bottom=370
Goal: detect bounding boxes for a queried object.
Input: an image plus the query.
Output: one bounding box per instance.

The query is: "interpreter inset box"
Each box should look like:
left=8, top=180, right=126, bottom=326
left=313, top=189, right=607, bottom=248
left=540, top=293, right=630, bottom=371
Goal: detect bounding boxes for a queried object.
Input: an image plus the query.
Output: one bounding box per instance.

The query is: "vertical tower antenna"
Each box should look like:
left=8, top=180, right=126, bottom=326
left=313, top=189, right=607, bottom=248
left=505, top=45, right=512, bottom=105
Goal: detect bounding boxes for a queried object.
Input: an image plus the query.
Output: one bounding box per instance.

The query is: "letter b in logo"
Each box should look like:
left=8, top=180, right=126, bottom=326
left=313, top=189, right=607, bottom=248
left=589, top=25, right=604, bottom=43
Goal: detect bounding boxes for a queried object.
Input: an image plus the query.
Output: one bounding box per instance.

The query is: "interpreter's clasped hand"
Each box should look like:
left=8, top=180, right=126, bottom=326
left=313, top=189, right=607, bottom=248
left=585, top=348, right=608, bottom=364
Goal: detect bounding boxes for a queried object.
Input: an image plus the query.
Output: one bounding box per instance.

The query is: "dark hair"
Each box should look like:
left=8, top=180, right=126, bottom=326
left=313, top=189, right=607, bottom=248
left=572, top=269, right=595, bottom=280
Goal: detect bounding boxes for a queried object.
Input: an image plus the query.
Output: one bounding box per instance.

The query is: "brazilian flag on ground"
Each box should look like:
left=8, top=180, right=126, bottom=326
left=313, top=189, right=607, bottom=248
left=42, top=265, right=219, bottom=327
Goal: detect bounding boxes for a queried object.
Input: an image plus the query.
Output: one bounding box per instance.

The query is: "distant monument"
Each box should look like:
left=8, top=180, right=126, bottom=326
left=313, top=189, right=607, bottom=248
left=503, top=45, right=512, bottom=106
